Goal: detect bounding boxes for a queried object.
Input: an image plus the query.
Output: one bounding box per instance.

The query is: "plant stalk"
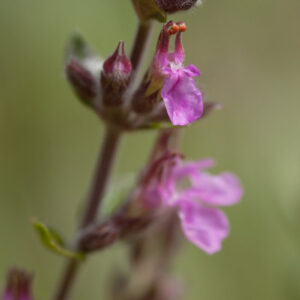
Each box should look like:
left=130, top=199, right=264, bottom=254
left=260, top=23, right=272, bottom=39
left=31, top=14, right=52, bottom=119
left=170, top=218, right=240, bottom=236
left=53, top=125, right=121, bottom=300
left=130, top=21, right=153, bottom=75
left=53, top=17, right=154, bottom=300
left=123, top=21, right=154, bottom=109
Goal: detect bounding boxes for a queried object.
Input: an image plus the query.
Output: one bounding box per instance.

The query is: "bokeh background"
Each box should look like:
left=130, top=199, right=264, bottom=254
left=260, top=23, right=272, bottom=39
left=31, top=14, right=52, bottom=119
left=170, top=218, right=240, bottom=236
left=1, top=0, right=300, bottom=299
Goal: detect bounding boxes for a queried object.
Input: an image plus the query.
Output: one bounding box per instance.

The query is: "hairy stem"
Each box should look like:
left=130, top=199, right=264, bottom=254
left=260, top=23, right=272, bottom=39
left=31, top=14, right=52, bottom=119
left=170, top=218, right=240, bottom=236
left=53, top=125, right=121, bottom=300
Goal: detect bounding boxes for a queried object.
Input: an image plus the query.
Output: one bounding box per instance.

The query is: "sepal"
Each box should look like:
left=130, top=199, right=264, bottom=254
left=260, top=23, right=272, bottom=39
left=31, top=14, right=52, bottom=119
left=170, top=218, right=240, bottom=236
left=65, top=32, right=103, bottom=77
left=65, top=32, right=102, bottom=107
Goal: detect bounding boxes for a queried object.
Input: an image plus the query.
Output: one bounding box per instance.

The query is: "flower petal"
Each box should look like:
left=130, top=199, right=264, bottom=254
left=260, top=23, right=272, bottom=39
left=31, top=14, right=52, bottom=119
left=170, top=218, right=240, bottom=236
left=161, top=72, right=203, bottom=126
left=173, top=159, right=215, bottom=180
left=184, top=64, right=201, bottom=77
left=189, top=172, right=243, bottom=206
left=178, top=200, right=229, bottom=254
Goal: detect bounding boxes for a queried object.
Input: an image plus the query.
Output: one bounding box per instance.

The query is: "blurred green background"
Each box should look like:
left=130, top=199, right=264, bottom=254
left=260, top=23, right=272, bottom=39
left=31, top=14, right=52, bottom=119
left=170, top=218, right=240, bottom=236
left=1, top=0, right=300, bottom=299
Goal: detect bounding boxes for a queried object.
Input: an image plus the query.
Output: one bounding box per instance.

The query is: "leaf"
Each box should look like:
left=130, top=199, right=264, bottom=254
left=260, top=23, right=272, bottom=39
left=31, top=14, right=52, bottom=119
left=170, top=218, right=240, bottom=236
left=132, top=0, right=167, bottom=22
left=32, top=220, right=84, bottom=260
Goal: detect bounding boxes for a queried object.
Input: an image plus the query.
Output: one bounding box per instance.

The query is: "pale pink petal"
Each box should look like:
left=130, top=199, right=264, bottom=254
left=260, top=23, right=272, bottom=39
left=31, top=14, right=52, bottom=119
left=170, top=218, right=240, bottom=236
left=189, top=172, right=243, bottom=206
left=173, top=159, right=215, bottom=180
left=178, top=200, right=229, bottom=254
left=161, top=72, right=203, bottom=126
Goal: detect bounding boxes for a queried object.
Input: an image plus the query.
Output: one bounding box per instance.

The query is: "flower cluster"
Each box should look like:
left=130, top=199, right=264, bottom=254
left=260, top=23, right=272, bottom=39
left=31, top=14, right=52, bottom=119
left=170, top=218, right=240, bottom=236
left=66, top=21, right=204, bottom=129
left=11, top=1, right=244, bottom=299
left=141, top=155, right=243, bottom=254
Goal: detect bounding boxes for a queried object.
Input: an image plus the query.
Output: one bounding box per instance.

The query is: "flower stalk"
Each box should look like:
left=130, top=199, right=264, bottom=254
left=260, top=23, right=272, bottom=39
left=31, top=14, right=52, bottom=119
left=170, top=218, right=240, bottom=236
left=130, top=21, right=154, bottom=74
left=80, top=125, right=122, bottom=227
left=124, top=20, right=154, bottom=109
left=53, top=125, right=122, bottom=300
left=53, top=17, right=154, bottom=300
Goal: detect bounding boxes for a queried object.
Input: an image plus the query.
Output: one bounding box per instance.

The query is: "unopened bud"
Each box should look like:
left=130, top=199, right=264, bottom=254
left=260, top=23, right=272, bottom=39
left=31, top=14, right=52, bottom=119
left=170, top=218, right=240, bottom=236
left=78, top=221, right=120, bottom=253
left=101, top=42, right=132, bottom=106
left=103, top=41, right=132, bottom=83
left=2, top=268, right=33, bottom=300
left=66, top=58, right=97, bottom=105
left=78, top=213, right=153, bottom=253
left=155, top=0, right=197, bottom=13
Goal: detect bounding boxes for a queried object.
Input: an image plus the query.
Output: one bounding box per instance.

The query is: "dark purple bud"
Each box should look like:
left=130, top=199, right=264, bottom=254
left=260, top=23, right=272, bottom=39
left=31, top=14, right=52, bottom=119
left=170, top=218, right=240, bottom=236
left=103, top=41, right=132, bottom=82
left=78, top=221, right=120, bottom=253
left=155, top=0, right=198, bottom=13
left=2, top=268, right=33, bottom=300
left=66, top=58, right=97, bottom=105
left=78, top=213, right=154, bottom=253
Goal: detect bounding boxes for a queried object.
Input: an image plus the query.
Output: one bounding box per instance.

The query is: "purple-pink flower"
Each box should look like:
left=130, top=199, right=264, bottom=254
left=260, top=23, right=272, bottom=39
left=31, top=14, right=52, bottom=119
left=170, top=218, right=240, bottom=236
left=2, top=268, right=33, bottom=300
left=153, top=22, right=203, bottom=126
left=142, top=155, right=243, bottom=254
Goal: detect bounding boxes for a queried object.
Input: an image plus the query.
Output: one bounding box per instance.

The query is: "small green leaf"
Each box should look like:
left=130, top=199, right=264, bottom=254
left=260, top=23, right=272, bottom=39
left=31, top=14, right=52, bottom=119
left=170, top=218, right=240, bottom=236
left=132, top=0, right=167, bottom=22
left=32, top=220, right=84, bottom=260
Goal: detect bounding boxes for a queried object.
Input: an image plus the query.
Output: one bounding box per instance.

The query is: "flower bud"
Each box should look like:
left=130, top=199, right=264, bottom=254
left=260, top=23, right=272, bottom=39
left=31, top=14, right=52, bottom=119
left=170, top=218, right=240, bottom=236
left=103, top=41, right=132, bottom=84
left=78, top=221, right=120, bottom=253
left=155, top=0, right=198, bottom=13
left=66, top=58, right=97, bottom=105
left=101, top=42, right=132, bottom=106
left=2, top=268, right=33, bottom=300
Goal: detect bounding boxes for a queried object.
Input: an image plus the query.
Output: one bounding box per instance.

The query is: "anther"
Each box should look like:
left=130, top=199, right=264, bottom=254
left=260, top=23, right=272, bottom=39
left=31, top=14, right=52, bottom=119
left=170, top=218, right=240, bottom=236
left=168, top=23, right=179, bottom=35
left=177, top=22, right=187, bottom=32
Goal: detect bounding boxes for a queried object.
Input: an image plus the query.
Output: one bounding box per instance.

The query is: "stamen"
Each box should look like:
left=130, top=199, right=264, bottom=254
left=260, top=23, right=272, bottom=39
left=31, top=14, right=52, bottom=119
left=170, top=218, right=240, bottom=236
left=177, top=22, right=187, bottom=32
left=168, top=23, right=179, bottom=35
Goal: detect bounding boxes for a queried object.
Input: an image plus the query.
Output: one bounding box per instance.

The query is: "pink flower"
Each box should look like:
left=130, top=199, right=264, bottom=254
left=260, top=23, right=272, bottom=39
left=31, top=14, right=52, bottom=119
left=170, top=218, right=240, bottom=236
left=141, top=155, right=243, bottom=254
left=167, top=158, right=242, bottom=254
left=153, top=22, right=203, bottom=126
